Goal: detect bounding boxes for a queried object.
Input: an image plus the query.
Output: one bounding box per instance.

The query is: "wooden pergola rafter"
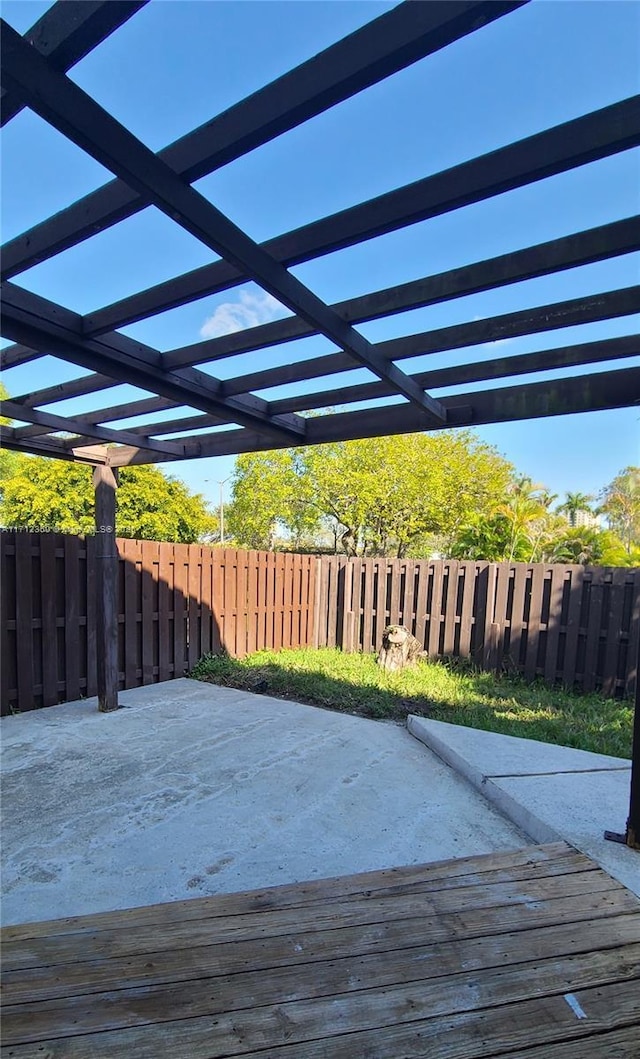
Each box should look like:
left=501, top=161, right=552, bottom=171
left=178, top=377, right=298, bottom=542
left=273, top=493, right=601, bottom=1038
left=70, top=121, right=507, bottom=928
left=0, top=0, right=638, bottom=844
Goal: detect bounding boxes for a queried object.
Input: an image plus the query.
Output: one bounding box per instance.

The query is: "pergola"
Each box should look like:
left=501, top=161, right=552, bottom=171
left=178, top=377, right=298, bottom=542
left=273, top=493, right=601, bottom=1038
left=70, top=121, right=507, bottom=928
left=1, top=0, right=638, bottom=846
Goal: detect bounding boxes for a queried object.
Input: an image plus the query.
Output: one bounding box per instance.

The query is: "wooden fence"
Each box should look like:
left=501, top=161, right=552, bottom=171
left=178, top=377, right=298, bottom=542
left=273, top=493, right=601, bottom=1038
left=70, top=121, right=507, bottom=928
left=1, top=533, right=638, bottom=713
left=313, top=556, right=640, bottom=700
left=1, top=534, right=316, bottom=714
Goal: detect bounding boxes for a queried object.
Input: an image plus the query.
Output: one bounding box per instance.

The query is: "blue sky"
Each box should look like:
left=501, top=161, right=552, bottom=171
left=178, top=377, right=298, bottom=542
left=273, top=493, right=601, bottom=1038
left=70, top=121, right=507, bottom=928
left=1, top=0, right=639, bottom=511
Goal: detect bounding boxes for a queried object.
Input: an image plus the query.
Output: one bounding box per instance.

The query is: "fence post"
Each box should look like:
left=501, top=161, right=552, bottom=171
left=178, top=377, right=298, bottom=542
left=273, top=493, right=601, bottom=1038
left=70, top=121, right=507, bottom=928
left=93, top=464, right=119, bottom=712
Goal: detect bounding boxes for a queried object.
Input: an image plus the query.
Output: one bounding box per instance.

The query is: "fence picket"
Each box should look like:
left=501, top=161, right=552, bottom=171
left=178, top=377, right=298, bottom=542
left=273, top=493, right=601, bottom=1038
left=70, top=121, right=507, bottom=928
left=562, top=565, right=584, bottom=691
left=173, top=543, right=188, bottom=679
left=544, top=565, right=565, bottom=686
left=186, top=544, right=200, bottom=669
left=64, top=535, right=81, bottom=703
left=508, top=564, right=528, bottom=672
left=40, top=534, right=58, bottom=707
left=375, top=559, right=388, bottom=649
left=141, top=540, right=157, bottom=684
left=442, top=561, right=459, bottom=657
left=389, top=560, right=401, bottom=627
left=602, top=568, right=628, bottom=697
left=481, top=564, right=498, bottom=671
left=458, top=562, right=475, bottom=659
left=14, top=534, right=34, bottom=710
left=625, top=570, right=640, bottom=697
left=211, top=551, right=222, bottom=655
left=158, top=543, right=172, bottom=681
left=235, top=549, right=248, bottom=658
left=85, top=535, right=98, bottom=697
left=492, top=563, right=511, bottom=672
left=524, top=564, right=545, bottom=681
left=583, top=567, right=606, bottom=693
left=1, top=535, right=15, bottom=712
left=427, top=562, right=443, bottom=658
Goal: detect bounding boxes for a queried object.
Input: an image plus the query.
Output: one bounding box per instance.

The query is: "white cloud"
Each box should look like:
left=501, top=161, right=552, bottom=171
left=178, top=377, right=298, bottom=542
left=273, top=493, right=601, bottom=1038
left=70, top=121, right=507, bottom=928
left=199, top=290, right=287, bottom=339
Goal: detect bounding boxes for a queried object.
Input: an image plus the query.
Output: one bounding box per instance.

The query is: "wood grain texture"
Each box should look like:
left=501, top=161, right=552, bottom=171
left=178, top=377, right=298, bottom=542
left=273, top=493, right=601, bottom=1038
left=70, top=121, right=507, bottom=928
left=2, top=843, right=638, bottom=1057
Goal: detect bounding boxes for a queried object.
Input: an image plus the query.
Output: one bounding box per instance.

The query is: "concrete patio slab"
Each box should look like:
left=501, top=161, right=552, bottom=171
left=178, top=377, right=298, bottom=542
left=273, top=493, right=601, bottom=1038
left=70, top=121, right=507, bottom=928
left=0, top=680, right=528, bottom=926
left=407, top=716, right=638, bottom=897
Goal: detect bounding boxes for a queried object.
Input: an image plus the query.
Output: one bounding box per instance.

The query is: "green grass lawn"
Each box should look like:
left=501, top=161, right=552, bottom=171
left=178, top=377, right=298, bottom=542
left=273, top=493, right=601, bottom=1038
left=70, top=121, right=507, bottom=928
left=192, top=647, right=633, bottom=759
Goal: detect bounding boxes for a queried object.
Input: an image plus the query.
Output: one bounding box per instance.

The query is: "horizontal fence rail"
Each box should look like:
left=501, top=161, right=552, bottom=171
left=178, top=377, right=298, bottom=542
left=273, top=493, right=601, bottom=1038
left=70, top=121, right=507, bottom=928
left=1, top=533, right=638, bottom=714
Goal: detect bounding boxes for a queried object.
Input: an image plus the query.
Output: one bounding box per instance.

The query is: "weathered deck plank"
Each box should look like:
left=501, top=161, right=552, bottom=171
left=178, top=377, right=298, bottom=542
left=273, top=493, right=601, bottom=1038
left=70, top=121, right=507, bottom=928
left=2, top=842, right=638, bottom=1058
left=1, top=841, right=587, bottom=942
left=2, top=867, right=619, bottom=972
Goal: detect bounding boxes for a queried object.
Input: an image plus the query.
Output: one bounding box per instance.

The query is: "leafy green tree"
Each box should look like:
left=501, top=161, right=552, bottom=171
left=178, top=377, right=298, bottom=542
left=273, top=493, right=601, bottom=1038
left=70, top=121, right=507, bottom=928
left=0, top=381, right=21, bottom=486
left=229, top=431, right=513, bottom=557
left=226, top=449, right=320, bottom=550
left=449, top=512, right=516, bottom=562
left=0, top=455, right=215, bottom=542
left=599, top=466, right=640, bottom=555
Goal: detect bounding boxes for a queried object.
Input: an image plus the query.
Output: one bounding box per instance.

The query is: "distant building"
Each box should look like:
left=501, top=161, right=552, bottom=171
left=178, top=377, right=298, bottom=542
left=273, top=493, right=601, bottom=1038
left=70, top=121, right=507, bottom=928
left=570, top=509, right=601, bottom=530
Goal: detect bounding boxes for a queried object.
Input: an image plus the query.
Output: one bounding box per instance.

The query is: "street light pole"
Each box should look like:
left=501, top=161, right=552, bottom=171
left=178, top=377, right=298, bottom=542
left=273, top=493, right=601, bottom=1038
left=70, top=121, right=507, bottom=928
left=218, top=475, right=232, bottom=546
left=219, top=479, right=225, bottom=545
left=203, top=475, right=232, bottom=546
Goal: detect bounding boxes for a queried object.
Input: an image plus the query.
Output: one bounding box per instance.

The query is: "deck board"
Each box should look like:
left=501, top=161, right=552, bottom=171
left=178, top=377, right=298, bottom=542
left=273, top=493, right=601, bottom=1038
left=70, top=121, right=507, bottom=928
left=2, top=841, right=639, bottom=1058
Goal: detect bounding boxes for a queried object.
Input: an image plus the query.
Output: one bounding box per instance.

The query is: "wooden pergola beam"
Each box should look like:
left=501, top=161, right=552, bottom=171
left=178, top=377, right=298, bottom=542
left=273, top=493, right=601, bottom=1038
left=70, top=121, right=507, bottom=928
left=1, top=0, right=147, bottom=127
left=266, top=334, right=640, bottom=416
left=10, top=216, right=638, bottom=441
left=1, top=21, right=447, bottom=425
left=80, top=96, right=640, bottom=337
left=0, top=427, right=109, bottom=463
left=7, top=283, right=637, bottom=450
left=0, top=282, right=307, bottom=441
left=219, top=285, right=640, bottom=399
left=56, top=334, right=636, bottom=441
left=104, top=367, right=640, bottom=465
left=12, top=396, right=176, bottom=441
left=1, top=0, right=526, bottom=277
left=0, top=400, right=188, bottom=457
left=163, top=215, right=640, bottom=370
left=9, top=373, right=117, bottom=410
left=0, top=343, right=45, bottom=370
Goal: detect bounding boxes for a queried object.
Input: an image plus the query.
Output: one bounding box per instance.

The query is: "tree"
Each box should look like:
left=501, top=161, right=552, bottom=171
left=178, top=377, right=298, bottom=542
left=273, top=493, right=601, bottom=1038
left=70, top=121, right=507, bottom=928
left=0, top=381, right=21, bottom=485
left=0, top=455, right=215, bottom=543
left=545, top=525, right=606, bottom=565
left=599, top=466, right=640, bottom=555
left=449, top=512, right=516, bottom=562
left=226, top=449, right=320, bottom=550
left=228, top=431, right=514, bottom=557
left=492, top=476, right=558, bottom=562
left=557, top=491, right=594, bottom=527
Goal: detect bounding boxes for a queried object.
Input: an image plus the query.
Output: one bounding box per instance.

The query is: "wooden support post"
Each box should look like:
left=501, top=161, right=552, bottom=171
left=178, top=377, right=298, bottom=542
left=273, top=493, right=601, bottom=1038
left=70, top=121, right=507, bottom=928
left=605, top=627, right=640, bottom=851
left=626, top=679, right=640, bottom=849
left=93, top=464, right=119, bottom=712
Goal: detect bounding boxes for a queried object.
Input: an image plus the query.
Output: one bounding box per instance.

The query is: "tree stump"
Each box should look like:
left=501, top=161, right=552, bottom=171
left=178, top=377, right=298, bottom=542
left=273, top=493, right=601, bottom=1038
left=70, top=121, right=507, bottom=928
left=377, top=625, right=426, bottom=672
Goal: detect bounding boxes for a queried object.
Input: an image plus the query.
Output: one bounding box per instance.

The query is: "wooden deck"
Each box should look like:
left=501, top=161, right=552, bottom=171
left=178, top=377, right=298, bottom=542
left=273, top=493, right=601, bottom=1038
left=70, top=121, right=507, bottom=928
left=1, top=841, right=639, bottom=1058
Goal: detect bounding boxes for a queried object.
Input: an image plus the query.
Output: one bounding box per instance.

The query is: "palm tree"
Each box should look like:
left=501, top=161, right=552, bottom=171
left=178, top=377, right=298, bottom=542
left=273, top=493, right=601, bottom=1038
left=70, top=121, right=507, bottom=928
left=557, top=491, right=594, bottom=527
left=497, top=476, right=555, bottom=561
